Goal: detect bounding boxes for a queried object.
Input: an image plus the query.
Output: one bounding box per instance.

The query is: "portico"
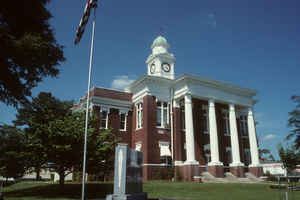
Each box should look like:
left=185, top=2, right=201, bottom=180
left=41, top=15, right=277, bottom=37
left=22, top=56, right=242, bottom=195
left=172, top=75, right=262, bottom=178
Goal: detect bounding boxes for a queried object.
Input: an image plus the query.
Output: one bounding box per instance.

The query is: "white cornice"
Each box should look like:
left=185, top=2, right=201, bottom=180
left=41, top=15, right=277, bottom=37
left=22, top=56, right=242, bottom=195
left=128, top=75, right=174, bottom=92
left=129, top=74, right=257, bottom=98
left=90, top=96, right=132, bottom=110
left=173, top=86, right=189, bottom=100
left=128, top=74, right=258, bottom=107
left=175, top=74, right=258, bottom=97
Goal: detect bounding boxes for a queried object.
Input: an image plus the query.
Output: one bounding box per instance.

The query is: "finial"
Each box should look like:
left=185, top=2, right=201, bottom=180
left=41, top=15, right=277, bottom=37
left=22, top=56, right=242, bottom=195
left=159, top=26, right=165, bottom=37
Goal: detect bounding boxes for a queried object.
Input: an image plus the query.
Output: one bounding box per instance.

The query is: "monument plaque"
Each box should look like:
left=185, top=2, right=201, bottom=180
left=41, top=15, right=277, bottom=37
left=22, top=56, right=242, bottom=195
left=106, top=144, right=147, bottom=200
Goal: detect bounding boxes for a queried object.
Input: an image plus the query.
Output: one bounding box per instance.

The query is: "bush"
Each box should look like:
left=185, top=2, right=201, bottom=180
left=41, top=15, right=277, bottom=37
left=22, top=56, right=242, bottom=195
left=264, top=171, right=277, bottom=182
left=175, top=168, right=183, bottom=181
left=167, top=167, right=175, bottom=180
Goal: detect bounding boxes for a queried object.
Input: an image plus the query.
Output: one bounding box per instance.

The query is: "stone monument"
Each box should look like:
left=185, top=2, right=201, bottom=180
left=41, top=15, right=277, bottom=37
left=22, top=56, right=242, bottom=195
left=106, top=144, right=147, bottom=200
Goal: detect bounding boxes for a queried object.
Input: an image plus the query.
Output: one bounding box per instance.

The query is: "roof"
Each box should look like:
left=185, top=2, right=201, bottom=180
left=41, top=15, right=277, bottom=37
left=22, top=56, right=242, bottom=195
left=90, top=87, right=132, bottom=101
left=151, top=35, right=170, bottom=49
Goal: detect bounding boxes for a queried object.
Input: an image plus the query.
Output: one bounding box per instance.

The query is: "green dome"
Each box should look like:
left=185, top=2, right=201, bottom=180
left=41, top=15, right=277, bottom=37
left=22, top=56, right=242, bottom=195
left=151, top=36, right=169, bottom=49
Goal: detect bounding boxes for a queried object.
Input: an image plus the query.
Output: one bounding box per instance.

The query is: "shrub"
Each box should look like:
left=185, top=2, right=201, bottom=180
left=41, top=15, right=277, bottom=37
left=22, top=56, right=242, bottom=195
left=167, top=166, right=175, bottom=180
left=175, top=168, right=183, bottom=181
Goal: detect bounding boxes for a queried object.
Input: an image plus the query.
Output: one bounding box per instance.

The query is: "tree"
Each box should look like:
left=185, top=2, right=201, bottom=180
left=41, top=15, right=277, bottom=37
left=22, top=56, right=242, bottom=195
left=14, top=92, right=119, bottom=185
left=14, top=92, right=73, bottom=181
left=286, top=96, right=300, bottom=149
left=0, top=125, right=27, bottom=180
left=85, top=128, right=120, bottom=181
left=46, top=111, right=119, bottom=185
left=278, top=144, right=300, bottom=175
left=259, top=148, right=275, bottom=162
left=45, top=111, right=97, bottom=186
left=0, top=1, right=65, bottom=107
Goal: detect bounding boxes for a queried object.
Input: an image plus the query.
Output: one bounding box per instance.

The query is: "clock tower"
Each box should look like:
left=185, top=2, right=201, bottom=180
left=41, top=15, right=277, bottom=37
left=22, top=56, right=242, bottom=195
left=146, top=36, right=175, bottom=80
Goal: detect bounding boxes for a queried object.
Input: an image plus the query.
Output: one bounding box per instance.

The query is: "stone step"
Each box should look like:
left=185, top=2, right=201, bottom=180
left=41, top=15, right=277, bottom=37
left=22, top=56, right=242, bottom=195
left=201, top=172, right=228, bottom=182
left=245, top=172, right=264, bottom=182
left=200, top=171, right=264, bottom=183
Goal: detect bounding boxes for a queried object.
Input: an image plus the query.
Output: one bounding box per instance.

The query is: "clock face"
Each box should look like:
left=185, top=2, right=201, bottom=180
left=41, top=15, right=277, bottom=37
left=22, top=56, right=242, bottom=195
left=162, top=63, right=170, bottom=72
left=150, top=63, right=156, bottom=74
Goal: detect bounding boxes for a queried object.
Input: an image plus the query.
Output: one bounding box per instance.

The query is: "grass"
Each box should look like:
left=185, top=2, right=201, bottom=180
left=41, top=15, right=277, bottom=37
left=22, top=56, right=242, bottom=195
left=2, top=181, right=300, bottom=200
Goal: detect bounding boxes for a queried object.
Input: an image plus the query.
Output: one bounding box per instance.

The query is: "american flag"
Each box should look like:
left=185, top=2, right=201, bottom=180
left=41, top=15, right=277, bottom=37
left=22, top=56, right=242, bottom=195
left=75, top=0, right=98, bottom=45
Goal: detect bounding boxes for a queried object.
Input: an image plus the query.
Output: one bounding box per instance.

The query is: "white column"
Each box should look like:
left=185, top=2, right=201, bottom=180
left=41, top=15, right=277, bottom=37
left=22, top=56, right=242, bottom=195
left=184, top=94, right=198, bottom=165
left=229, top=104, right=244, bottom=166
left=208, top=99, right=223, bottom=166
left=247, top=107, right=260, bottom=166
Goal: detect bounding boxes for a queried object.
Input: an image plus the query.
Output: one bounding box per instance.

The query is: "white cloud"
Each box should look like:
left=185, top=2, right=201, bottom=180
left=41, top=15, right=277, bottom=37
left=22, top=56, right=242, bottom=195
left=111, top=76, right=135, bottom=91
left=262, top=134, right=277, bottom=141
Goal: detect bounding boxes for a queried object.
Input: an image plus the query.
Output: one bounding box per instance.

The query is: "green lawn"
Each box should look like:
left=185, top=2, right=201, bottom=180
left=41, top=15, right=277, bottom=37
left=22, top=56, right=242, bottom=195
left=2, top=181, right=300, bottom=200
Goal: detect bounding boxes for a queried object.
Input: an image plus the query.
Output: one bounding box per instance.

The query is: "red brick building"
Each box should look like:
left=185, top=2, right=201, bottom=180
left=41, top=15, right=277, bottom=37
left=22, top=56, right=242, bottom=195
left=74, top=36, right=263, bottom=181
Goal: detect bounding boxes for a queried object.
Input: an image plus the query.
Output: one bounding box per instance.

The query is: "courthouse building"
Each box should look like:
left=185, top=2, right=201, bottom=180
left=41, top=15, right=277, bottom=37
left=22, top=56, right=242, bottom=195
left=74, top=36, right=263, bottom=181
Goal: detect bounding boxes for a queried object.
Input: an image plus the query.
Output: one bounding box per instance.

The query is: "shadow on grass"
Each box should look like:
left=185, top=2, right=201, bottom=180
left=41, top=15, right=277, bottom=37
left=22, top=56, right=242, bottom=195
left=4, top=182, right=113, bottom=199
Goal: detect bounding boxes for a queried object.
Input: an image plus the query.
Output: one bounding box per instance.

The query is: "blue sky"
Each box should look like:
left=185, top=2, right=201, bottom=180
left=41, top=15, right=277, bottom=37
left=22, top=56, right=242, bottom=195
left=1, top=0, right=300, bottom=159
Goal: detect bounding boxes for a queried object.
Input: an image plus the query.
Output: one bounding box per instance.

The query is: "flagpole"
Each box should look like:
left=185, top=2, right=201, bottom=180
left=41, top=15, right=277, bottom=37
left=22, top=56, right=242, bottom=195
left=81, top=6, right=96, bottom=200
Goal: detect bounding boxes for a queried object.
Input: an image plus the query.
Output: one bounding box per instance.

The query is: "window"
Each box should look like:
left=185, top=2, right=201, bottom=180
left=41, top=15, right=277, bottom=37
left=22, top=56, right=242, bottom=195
left=239, top=115, right=248, bottom=137
left=159, top=142, right=171, bottom=157
left=157, top=101, right=169, bottom=128
left=120, top=112, right=127, bottom=131
left=244, top=148, right=251, bottom=165
left=136, top=102, right=143, bottom=129
left=100, top=107, right=109, bottom=129
left=202, top=105, right=209, bottom=134
left=226, top=147, right=232, bottom=164
left=180, top=100, right=185, bottom=130
left=159, top=141, right=171, bottom=164
left=135, top=143, right=142, bottom=152
left=204, top=144, right=211, bottom=163
left=222, top=109, right=230, bottom=136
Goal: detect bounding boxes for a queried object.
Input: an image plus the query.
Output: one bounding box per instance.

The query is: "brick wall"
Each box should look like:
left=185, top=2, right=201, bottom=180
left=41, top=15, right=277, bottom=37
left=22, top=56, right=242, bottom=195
left=133, top=95, right=172, bottom=164
left=90, top=90, right=254, bottom=179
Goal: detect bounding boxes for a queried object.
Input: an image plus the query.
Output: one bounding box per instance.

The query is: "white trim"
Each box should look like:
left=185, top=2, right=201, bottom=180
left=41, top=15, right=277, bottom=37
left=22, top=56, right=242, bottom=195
left=132, top=88, right=150, bottom=103
left=91, top=96, right=132, bottom=110
left=143, top=163, right=170, bottom=166
left=174, top=74, right=258, bottom=97
left=174, top=161, right=184, bottom=166
left=128, top=74, right=257, bottom=108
